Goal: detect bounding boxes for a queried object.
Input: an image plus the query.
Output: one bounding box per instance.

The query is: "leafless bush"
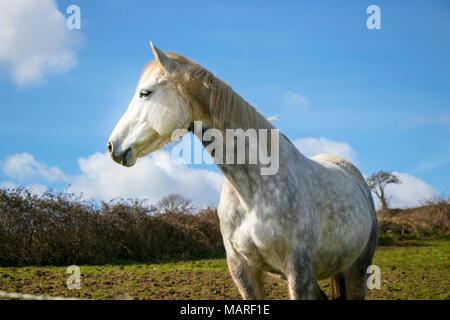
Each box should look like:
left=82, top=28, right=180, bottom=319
left=1, top=187, right=448, bottom=266
left=156, top=193, right=196, bottom=214
left=377, top=196, right=449, bottom=240
left=0, top=188, right=223, bottom=266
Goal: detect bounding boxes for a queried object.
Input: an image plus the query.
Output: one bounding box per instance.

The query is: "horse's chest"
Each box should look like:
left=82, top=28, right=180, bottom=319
left=227, top=214, right=287, bottom=271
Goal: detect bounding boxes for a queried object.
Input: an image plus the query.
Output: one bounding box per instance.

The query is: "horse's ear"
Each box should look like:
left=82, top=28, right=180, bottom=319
left=150, top=41, right=176, bottom=72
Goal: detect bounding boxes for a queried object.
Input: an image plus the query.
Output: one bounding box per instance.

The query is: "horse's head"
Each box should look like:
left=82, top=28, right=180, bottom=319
left=107, top=42, right=193, bottom=167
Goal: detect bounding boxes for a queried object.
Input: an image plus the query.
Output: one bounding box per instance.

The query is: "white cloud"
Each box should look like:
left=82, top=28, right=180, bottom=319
left=0, top=180, right=18, bottom=190
left=284, top=91, right=309, bottom=109
left=67, top=151, right=223, bottom=205
left=413, top=156, right=450, bottom=173
left=0, top=180, right=48, bottom=195
left=293, top=137, right=357, bottom=163
left=0, top=152, right=438, bottom=210
left=401, top=113, right=450, bottom=131
left=0, top=0, right=81, bottom=85
left=0, top=151, right=224, bottom=206
left=376, top=172, right=438, bottom=209
left=1, top=152, right=68, bottom=182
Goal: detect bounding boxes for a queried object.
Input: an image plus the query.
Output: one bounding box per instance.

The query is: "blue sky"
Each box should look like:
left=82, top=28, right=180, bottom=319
left=0, top=0, right=448, bottom=207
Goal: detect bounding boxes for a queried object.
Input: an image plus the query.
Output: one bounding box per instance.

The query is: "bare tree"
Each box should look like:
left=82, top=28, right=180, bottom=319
left=366, top=171, right=401, bottom=210
left=157, top=193, right=195, bottom=214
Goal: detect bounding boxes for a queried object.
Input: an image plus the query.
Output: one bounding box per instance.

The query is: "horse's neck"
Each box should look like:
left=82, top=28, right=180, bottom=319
left=188, top=79, right=305, bottom=204
left=191, top=120, right=263, bottom=202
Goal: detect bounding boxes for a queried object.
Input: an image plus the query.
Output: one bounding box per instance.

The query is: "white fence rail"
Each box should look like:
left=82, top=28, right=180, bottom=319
left=0, top=290, right=80, bottom=300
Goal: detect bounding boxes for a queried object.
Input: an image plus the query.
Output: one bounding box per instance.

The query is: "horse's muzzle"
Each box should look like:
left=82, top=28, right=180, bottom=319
left=107, top=141, right=135, bottom=167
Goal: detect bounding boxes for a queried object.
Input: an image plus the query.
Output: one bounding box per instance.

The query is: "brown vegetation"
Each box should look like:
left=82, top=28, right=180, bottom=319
left=0, top=188, right=223, bottom=266
left=377, top=197, right=449, bottom=244
left=0, top=188, right=448, bottom=266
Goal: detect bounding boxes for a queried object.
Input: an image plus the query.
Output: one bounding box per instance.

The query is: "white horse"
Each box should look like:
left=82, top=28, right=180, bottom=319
left=108, top=43, right=378, bottom=300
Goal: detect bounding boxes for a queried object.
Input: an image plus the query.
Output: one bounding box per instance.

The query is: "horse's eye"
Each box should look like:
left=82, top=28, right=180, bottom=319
left=139, top=90, right=152, bottom=98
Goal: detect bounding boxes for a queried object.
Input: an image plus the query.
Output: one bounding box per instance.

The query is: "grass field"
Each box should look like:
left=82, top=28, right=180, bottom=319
left=0, top=240, right=448, bottom=300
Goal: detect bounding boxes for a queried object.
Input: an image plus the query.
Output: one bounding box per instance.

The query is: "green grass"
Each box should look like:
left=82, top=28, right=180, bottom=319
left=362, top=240, right=449, bottom=299
left=0, top=240, right=449, bottom=300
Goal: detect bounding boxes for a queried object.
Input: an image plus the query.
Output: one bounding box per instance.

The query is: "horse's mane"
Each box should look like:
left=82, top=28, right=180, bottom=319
left=166, top=52, right=274, bottom=131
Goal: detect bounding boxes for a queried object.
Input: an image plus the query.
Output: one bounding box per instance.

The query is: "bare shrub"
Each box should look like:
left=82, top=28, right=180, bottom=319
left=0, top=188, right=223, bottom=266
left=377, top=196, right=449, bottom=241
left=156, top=193, right=196, bottom=214
left=1, top=187, right=448, bottom=266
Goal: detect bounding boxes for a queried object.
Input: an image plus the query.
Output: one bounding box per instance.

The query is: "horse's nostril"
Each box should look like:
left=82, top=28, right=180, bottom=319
left=107, top=141, right=113, bottom=154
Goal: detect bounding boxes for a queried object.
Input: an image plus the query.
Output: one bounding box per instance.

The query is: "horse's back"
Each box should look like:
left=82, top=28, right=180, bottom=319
left=311, top=154, right=371, bottom=203
left=310, top=154, right=364, bottom=183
